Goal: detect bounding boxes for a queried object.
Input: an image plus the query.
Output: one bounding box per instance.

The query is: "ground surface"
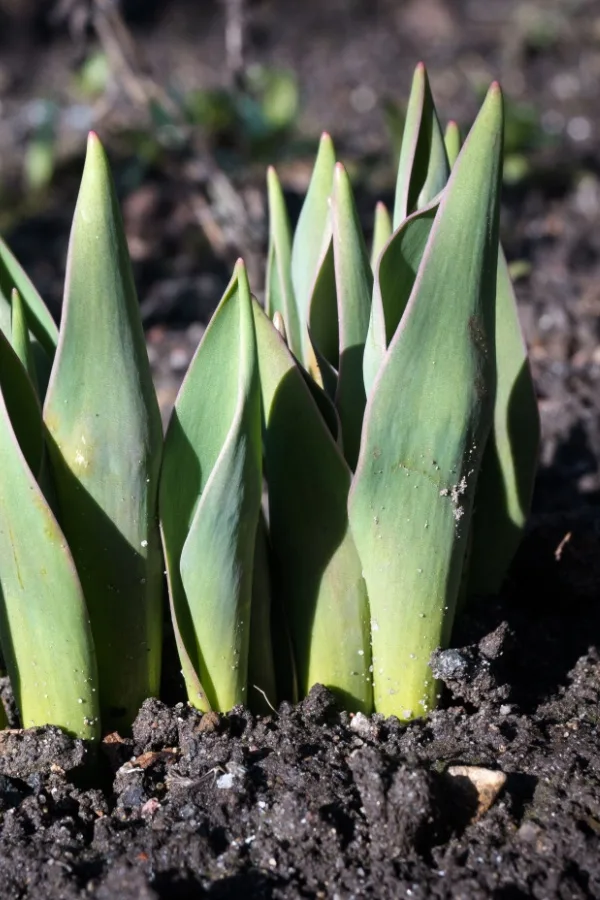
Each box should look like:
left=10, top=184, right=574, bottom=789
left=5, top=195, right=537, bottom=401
left=0, top=0, right=599, bottom=897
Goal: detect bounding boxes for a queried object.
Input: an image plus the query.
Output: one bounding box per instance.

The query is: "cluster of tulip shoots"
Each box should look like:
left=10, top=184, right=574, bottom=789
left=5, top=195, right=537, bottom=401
left=0, top=64, right=539, bottom=743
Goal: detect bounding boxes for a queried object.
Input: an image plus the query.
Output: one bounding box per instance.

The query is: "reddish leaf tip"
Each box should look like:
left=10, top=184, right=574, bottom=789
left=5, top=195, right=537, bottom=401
left=333, top=162, right=348, bottom=187
left=86, top=131, right=106, bottom=161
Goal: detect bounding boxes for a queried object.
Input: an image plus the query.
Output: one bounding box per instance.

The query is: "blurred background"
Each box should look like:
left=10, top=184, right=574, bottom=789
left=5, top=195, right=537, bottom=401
left=1, top=0, right=599, bottom=512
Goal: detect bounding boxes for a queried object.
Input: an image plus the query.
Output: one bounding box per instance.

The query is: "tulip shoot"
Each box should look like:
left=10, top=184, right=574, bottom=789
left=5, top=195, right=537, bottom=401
left=43, top=133, right=163, bottom=731
left=0, top=65, right=538, bottom=736
left=349, top=84, right=504, bottom=718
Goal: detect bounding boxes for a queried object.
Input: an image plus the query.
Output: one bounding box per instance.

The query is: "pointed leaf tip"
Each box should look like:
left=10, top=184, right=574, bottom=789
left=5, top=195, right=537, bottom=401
left=83, top=130, right=109, bottom=176
left=486, top=82, right=503, bottom=104
left=45, top=121, right=163, bottom=728
left=481, top=82, right=503, bottom=117
left=319, top=132, right=335, bottom=153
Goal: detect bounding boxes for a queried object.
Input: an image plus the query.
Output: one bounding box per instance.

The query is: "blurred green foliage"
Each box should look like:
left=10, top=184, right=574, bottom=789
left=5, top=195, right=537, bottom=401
left=74, top=51, right=111, bottom=99
left=184, top=65, right=299, bottom=152
left=23, top=101, right=59, bottom=194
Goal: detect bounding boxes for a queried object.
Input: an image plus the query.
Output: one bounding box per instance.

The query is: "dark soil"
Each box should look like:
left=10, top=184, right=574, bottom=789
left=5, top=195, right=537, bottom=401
left=0, top=0, right=599, bottom=897
left=0, top=560, right=598, bottom=900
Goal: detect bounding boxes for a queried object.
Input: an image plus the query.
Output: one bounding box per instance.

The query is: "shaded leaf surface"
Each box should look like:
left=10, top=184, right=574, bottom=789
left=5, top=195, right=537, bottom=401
left=254, top=301, right=372, bottom=713
left=43, top=133, right=163, bottom=731
left=161, top=264, right=262, bottom=711
left=0, top=345, right=99, bottom=739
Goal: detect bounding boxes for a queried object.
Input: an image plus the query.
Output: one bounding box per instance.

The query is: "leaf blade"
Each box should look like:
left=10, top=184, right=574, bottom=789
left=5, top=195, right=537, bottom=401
left=265, top=167, right=303, bottom=359
left=43, top=132, right=163, bottom=731
left=393, top=63, right=449, bottom=228
left=254, top=300, right=372, bottom=712
left=331, top=163, right=373, bottom=469
left=444, top=120, right=462, bottom=168
left=370, top=201, right=392, bottom=270
left=0, top=328, right=43, bottom=479
left=160, top=262, right=262, bottom=711
left=350, top=83, right=504, bottom=719
left=247, top=510, right=277, bottom=714
left=0, top=345, right=99, bottom=739
left=10, top=288, right=40, bottom=395
left=291, top=133, right=336, bottom=368
left=0, top=236, right=58, bottom=357
left=467, top=247, right=539, bottom=595
left=363, top=201, right=438, bottom=397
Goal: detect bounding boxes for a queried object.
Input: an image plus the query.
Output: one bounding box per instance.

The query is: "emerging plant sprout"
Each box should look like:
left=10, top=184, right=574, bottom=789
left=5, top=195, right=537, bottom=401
left=0, top=64, right=539, bottom=740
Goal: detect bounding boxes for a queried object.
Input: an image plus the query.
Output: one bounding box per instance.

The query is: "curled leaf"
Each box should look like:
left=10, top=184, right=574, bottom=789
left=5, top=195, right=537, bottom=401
left=161, top=262, right=262, bottom=711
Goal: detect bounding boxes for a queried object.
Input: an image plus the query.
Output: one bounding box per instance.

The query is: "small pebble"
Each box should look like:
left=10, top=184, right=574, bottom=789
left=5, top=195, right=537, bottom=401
left=216, top=773, right=234, bottom=790
left=447, top=765, right=507, bottom=820
left=350, top=712, right=372, bottom=739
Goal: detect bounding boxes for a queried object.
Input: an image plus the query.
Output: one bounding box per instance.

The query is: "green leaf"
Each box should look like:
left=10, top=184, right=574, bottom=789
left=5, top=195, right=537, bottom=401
left=467, top=248, right=539, bottom=595
left=256, top=67, right=299, bottom=133
left=0, top=332, right=99, bottom=740
left=443, top=110, right=538, bottom=595
left=0, top=314, right=55, bottom=504
left=291, top=133, right=336, bottom=368
left=10, top=288, right=39, bottom=395
left=270, top=581, right=298, bottom=706
left=0, top=236, right=58, bottom=358
left=43, top=132, right=164, bottom=731
left=363, top=201, right=438, bottom=398
left=0, top=328, right=43, bottom=481
left=0, top=288, right=53, bottom=402
left=160, top=262, right=262, bottom=711
left=247, top=510, right=277, bottom=714
left=254, top=300, right=372, bottom=713
left=443, top=120, right=539, bottom=596
left=370, top=201, right=392, bottom=269
left=393, top=63, right=449, bottom=228
left=349, top=83, right=504, bottom=720
left=265, top=167, right=302, bottom=359
left=444, top=120, right=462, bottom=168
left=331, top=163, right=373, bottom=470
left=308, top=239, right=338, bottom=369
left=307, top=238, right=339, bottom=399
left=299, top=350, right=341, bottom=441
